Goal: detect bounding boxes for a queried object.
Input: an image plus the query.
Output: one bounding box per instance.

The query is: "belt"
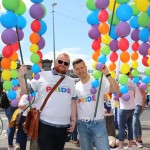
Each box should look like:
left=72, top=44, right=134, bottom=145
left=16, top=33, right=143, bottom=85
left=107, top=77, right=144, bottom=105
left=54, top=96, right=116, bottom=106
left=80, top=118, right=94, bottom=122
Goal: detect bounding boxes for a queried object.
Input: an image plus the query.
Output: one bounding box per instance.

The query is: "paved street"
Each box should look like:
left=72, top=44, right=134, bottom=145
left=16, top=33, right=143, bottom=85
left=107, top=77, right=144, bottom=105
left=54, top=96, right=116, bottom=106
left=0, top=108, right=150, bottom=150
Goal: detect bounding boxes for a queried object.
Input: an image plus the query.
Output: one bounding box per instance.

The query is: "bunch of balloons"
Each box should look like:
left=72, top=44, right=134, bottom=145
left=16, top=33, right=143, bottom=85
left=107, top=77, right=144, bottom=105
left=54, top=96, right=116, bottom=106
left=29, top=0, right=46, bottom=79
left=0, top=0, right=26, bottom=106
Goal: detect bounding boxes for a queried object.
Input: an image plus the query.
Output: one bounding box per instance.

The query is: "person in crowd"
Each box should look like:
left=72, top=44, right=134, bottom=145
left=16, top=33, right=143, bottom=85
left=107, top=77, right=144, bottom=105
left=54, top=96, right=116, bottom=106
left=18, top=53, right=77, bottom=150
left=72, top=58, right=119, bottom=150
left=132, top=86, right=146, bottom=148
left=117, top=69, right=136, bottom=150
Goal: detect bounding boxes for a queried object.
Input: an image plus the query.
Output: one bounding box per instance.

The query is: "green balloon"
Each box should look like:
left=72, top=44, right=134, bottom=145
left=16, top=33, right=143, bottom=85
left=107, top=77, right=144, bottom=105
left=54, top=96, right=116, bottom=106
left=138, top=12, right=150, bottom=27
left=118, top=74, right=128, bottom=85
left=2, top=0, right=20, bottom=11
left=131, top=69, right=139, bottom=77
left=147, top=86, right=150, bottom=93
left=116, top=0, right=130, bottom=4
left=92, top=70, right=102, bottom=80
left=11, top=70, right=18, bottom=79
left=108, top=13, right=119, bottom=25
left=15, top=1, right=26, bottom=15
left=30, top=53, right=40, bottom=64
left=86, top=0, right=97, bottom=10
left=144, top=66, right=150, bottom=76
left=3, top=81, right=13, bottom=91
left=130, top=2, right=140, bottom=16
left=101, top=45, right=110, bottom=56
left=40, top=4, right=46, bottom=19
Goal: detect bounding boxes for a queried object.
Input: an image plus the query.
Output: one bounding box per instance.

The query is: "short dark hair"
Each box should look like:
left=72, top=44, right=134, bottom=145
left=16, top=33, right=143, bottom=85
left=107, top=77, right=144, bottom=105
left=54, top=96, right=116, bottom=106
left=72, top=59, right=85, bottom=67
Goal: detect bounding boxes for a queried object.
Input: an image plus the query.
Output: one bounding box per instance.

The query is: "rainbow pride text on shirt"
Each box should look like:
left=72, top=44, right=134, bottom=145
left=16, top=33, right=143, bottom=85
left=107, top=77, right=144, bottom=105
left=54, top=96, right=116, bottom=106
left=78, top=95, right=96, bottom=103
left=46, top=86, right=71, bottom=93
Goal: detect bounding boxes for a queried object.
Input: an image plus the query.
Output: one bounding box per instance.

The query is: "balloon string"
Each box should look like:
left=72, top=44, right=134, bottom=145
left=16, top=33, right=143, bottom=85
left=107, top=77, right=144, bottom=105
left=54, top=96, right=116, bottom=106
left=15, top=26, right=32, bottom=110
left=94, top=0, right=117, bottom=118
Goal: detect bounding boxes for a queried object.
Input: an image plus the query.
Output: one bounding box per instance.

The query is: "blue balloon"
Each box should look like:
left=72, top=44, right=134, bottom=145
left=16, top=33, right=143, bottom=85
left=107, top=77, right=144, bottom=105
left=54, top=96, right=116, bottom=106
left=38, top=20, right=47, bottom=35
left=142, top=76, right=150, bottom=84
left=91, top=79, right=99, bottom=88
left=116, top=4, right=133, bottom=21
left=12, top=79, right=19, bottom=86
left=7, top=90, right=17, bottom=100
left=17, top=16, right=27, bottom=29
left=119, top=85, right=128, bottom=94
left=86, top=10, right=99, bottom=25
left=148, top=5, right=150, bottom=16
left=139, top=28, right=150, bottom=42
left=133, top=77, right=140, bottom=84
left=130, top=16, right=140, bottom=29
left=31, top=0, right=44, bottom=3
left=98, top=55, right=107, bottom=64
left=1, top=11, right=17, bottom=28
left=31, top=64, right=41, bottom=73
left=110, top=26, right=118, bottom=39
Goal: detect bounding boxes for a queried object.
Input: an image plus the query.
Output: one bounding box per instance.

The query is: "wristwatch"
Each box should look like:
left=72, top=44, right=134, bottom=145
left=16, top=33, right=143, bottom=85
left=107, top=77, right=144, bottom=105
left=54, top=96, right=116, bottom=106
left=106, top=73, right=111, bottom=78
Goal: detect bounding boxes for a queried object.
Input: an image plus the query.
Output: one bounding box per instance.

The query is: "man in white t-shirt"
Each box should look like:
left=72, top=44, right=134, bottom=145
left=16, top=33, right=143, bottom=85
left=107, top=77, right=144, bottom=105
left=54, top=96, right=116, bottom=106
left=18, top=53, right=77, bottom=150
left=72, top=59, right=119, bottom=150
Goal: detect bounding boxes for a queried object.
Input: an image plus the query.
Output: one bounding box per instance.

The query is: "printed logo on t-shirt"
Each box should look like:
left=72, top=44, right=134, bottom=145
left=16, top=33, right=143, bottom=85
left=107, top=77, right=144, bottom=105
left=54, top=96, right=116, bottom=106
left=46, top=86, right=71, bottom=93
left=77, top=95, right=96, bottom=103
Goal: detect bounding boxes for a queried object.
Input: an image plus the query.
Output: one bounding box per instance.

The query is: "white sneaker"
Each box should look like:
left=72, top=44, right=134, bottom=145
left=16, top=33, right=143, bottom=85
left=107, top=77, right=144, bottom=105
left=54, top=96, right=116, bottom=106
left=135, top=141, right=143, bottom=148
left=124, top=146, right=133, bottom=150
left=14, top=143, right=20, bottom=150
left=8, top=146, right=14, bottom=150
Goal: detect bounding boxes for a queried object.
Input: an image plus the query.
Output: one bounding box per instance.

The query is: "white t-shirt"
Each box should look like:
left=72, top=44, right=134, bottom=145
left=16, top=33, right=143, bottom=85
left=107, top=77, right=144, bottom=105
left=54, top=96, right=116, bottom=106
left=119, top=78, right=136, bottom=110
left=134, top=86, right=143, bottom=106
left=30, top=71, right=76, bottom=125
left=75, top=76, right=110, bottom=120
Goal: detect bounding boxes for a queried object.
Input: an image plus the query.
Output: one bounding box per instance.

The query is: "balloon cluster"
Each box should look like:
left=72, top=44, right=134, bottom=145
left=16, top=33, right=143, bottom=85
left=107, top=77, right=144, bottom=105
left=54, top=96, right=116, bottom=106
left=29, top=0, right=46, bottom=80
left=0, top=0, right=26, bottom=106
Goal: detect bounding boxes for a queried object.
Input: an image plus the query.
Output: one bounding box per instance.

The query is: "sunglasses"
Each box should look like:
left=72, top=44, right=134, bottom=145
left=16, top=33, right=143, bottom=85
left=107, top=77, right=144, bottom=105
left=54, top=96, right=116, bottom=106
left=58, top=60, right=69, bottom=66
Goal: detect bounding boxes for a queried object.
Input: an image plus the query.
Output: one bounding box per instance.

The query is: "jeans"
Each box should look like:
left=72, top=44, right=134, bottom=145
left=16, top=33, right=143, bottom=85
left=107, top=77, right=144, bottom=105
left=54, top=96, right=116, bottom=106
left=133, top=105, right=142, bottom=139
left=38, top=122, right=68, bottom=150
left=118, top=109, right=134, bottom=141
left=77, top=119, right=109, bottom=150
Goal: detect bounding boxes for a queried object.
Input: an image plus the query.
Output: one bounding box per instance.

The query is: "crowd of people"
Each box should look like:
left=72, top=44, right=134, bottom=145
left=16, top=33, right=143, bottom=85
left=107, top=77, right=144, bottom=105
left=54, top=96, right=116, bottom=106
left=0, top=52, right=149, bottom=150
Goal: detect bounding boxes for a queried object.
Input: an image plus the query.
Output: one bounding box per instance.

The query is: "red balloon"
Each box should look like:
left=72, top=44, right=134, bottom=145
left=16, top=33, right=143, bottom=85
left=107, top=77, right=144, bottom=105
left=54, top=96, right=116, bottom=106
left=37, top=51, right=43, bottom=61
left=118, top=38, right=129, bottom=51
left=91, top=39, right=100, bottom=51
left=110, top=52, right=118, bottom=62
left=2, top=45, right=13, bottom=58
left=132, top=41, right=139, bottom=51
left=98, top=9, right=108, bottom=22
left=31, top=19, right=41, bottom=32
left=142, top=56, right=149, bottom=67
left=11, top=42, right=19, bottom=51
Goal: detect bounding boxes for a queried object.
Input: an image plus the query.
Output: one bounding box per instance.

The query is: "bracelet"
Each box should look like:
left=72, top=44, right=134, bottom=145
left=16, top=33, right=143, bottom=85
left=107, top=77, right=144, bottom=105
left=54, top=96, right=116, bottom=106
left=106, top=73, right=111, bottom=78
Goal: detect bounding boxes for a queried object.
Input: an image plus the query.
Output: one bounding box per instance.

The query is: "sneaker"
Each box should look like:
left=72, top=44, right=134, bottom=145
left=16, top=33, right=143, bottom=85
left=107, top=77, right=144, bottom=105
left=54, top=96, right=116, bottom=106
left=14, top=143, right=20, bottom=150
left=8, top=146, right=14, bottom=150
left=124, top=146, right=133, bottom=150
left=135, top=141, right=143, bottom=148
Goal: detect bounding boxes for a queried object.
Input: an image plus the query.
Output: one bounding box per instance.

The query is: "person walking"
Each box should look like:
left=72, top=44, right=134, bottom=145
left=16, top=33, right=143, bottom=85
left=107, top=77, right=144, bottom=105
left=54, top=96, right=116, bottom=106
left=18, top=53, right=77, bottom=150
left=72, top=58, right=119, bottom=150
left=132, top=86, right=146, bottom=148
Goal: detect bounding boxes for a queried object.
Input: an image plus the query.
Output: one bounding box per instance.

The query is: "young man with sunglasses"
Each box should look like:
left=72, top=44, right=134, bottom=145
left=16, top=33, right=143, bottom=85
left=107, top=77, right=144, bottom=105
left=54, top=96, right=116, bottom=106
left=18, top=53, right=77, bottom=150
left=72, top=58, right=119, bottom=150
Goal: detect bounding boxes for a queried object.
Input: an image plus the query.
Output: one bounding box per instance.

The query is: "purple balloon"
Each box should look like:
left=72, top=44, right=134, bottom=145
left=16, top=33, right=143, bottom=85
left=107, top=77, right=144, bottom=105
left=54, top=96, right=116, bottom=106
left=1, top=29, right=17, bottom=44
left=116, top=22, right=131, bottom=37
left=114, top=95, right=119, bottom=101
left=148, top=22, right=150, bottom=31
left=139, top=43, right=150, bottom=56
left=88, top=24, right=101, bottom=39
left=12, top=86, right=19, bottom=91
left=95, top=0, right=109, bottom=9
left=34, top=73, right=40, bottom=80
left=140, top=83, right=148, bottom=90
left=10, top=99, right=18, bottom=107
left=17, top=29, right=24, bottom=41
left=37, top=36, right=45, bottom=50
left=148, top=101, right=150, bottom=107
left=109, top=40, right=119, bottom=51
left=90, top=87, right=97, bottom=94
left=122, top=93, right=130, bottom=101
left=96, top=62, right=104, bottom=70
left=131, top=29, right=140, bottom=41
left=29, top=4, right=44, bottom=19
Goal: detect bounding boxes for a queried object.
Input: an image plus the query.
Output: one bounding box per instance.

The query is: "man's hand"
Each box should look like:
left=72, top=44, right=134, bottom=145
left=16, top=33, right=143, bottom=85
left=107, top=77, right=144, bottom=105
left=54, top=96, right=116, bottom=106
left=67, top=120, right=76, bottom=133
left=101, top=65, right=109, bottom=76
left=19, top=65, right=27, bottom=78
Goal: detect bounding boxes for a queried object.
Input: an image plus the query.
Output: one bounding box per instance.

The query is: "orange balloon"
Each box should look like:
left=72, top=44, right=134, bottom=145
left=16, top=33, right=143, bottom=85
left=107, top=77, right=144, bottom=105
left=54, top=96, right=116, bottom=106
left=1, top=58, right=11, bottom=69
left=109, top=62, right=116, bottom=71
left=148, top=48, right=150, bottom=56
left=30, top=32, right=40, bottom=44
left=10, top=52, right=18, bottom=61
left=92, top=50, right=100, bottom=61
left=98, top=23, right=109, bottom=34
left=131, top=51, right=139, bottom=61
left=120, top=51, right=130, bottom=63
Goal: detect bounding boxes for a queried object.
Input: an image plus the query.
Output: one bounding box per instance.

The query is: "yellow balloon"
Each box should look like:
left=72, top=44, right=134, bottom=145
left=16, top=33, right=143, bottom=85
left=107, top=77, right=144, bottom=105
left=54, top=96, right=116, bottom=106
left=136, top=0, right=150, bottom=12
left=10, top=61, right=17, bottom=70
left=108, top=0, right=120, bottom=12
left=2, top=70, right=11, bottom=80
left=114, top=101, right=118, bottom=107
left=131, top=61, right=138, bottom=69
left=147, top=58, right=150, bottom=66
left=110, top=71, right=116, bottom=79
left=30, top=44, right=39, bottom=53
left=101, top=34, right=111, bottom=44
left=120, top=63, right=130, bottom=74
left=92, top=61, right=97, bottom=69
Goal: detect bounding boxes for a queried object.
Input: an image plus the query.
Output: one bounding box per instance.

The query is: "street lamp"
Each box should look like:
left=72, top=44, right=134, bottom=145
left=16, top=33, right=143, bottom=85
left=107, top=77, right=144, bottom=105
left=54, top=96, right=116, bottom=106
left=52, top=2, right=57, bottom=62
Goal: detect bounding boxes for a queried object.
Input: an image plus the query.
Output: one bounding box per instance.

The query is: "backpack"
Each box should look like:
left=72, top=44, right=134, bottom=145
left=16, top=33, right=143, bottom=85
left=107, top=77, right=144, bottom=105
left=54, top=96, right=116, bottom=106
left=0, top=92, right=10, bottom=109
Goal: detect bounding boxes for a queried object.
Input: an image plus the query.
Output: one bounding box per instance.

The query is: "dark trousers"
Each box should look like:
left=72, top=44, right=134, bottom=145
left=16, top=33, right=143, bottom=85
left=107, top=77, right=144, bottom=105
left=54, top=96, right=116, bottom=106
left=38, top=122, right=68, bottom=150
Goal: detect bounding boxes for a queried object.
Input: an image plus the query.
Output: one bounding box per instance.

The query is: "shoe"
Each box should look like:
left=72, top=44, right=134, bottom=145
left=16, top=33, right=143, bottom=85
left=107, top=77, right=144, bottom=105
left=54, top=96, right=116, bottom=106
left=135, top=141, right=143, bottom=148
left=8, top=146, right=14, bottom=150
left=124, top=146, right=133, bottom=150
left=14, top=143, right=20, bottom=150
left=138, top=140, right=143, bottom=144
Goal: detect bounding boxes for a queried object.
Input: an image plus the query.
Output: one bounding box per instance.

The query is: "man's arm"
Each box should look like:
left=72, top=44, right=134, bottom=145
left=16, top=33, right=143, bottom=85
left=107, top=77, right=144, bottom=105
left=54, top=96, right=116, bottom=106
left=140, top=88, right=146, bottom=112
